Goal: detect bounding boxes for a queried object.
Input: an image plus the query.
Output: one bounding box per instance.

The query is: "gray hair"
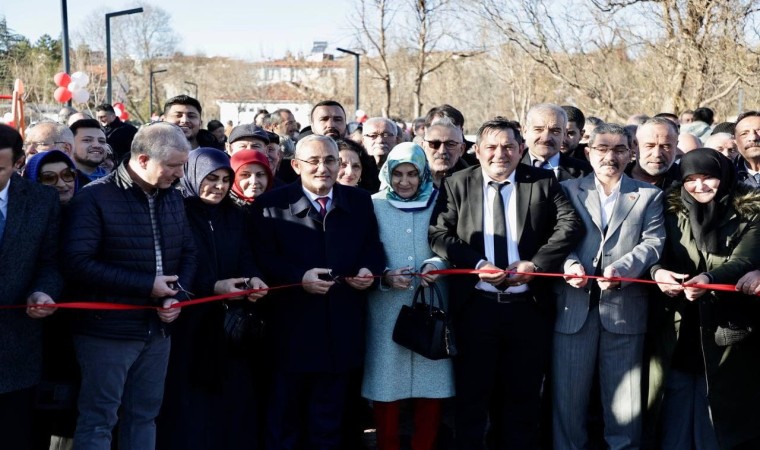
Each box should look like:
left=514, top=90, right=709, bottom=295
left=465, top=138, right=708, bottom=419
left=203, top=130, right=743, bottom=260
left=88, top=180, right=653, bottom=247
left=364, top=117, right=397, bottom=135
left=588, top=123, right=629, bottom=148
left=703, top=132, right=733, bottom=149
left=525, top=104, right=568, bottom=129
left=637, top=117, right=679, bottom=138
left=131, top=122, right=191, bottom=159
left=426, top=117, right=463, bottom=141
left=295, top=134, right=338, bottom=159
left=28, top=121, right=74, bottom=146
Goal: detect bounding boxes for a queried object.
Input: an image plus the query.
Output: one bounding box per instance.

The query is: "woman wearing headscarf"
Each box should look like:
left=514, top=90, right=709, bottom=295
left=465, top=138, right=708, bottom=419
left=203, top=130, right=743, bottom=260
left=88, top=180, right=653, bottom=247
left=648, top=148, right=760, bottom=449
left=158, top=147, right=268, bottom=450
left=24, top=151, right=81, bottom=449
left=362, top=143, right=453, bottom=450
left=23, top=149, right=79, bottom=204
left=229, top=149, right=273, bottom=213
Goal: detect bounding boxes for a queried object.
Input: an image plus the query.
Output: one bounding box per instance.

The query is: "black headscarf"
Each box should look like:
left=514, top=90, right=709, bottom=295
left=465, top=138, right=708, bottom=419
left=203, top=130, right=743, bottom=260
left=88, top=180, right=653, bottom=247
left=679, top=148, right=736, bottom=253
left=181, top=147, right=233, bottom=198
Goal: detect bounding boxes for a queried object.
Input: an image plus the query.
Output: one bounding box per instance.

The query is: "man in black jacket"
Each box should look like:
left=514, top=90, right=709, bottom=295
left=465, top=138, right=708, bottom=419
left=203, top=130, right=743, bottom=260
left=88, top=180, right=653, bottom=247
left=429, top=118, right=583, bottom=450
left=96, top=104, right=138, bottom=162
left=0, top=124, right=62, bottom=449
left=521, top=103, right=592, bottom=181
left=62, top=122, right=196, bottom=450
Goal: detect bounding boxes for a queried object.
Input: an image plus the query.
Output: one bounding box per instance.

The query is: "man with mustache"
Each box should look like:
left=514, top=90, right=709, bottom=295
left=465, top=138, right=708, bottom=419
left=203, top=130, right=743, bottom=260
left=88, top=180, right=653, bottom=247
left=627, top=117, right=681, bottom=189
left=310, top=100, right=347, bottom=140
left=421, top=118, right=465, bottom=187
left=553, top=123, right=664, bottom=450
left=521, top=104, right=591, bottom=181
left=732, top=110, right=760, bottom=188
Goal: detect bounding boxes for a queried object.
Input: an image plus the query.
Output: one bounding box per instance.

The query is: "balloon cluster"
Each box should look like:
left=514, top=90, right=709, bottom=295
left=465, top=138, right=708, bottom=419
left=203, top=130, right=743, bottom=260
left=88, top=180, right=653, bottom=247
left=112, top=102, right=130, bottom=121
left=53, top=71, right=91, bottom=104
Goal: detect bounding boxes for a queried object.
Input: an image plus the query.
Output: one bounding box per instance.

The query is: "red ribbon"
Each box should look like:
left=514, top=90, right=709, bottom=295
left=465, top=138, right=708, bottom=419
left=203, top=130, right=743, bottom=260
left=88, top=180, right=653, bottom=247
left=2, top=268, right=750, bottom=311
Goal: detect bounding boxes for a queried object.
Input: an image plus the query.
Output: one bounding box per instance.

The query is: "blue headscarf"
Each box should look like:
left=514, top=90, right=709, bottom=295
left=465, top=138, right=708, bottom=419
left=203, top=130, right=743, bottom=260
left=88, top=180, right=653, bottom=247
left=181, top=147, right=233, bottom=198
left=23, top=149, right=80, bottom=193
left=378, top=143, right=435, bottom=211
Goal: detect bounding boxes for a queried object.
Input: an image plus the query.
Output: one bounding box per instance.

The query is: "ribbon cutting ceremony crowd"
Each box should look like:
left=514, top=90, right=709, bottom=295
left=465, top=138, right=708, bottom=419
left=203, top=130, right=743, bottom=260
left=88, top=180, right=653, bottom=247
left=1, top=97, right=760, bottom=450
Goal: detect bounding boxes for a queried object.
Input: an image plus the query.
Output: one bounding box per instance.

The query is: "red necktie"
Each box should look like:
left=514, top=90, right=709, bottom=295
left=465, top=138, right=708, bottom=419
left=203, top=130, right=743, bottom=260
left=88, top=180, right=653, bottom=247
left=316, top=197, right=328, bottom=219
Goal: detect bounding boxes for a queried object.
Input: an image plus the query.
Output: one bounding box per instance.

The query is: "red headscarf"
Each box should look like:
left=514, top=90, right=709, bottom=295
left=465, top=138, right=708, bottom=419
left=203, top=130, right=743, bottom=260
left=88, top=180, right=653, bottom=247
left=229, top=150, right=274, bottom=202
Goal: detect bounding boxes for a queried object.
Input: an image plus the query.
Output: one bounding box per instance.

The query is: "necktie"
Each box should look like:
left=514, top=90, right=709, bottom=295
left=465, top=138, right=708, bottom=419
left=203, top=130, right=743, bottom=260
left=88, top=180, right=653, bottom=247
left=489, top=181, right=509, bottom=270
left=0, top=207, right=5, bottom=243
left=316, top=197, right=329, bottom=219
left=533, top=159, right=549, bottom=170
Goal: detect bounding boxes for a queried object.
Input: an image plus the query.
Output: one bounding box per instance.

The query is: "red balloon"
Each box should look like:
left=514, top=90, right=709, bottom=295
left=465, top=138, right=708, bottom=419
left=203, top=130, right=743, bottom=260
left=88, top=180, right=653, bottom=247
left=120, top=110, right=130, bottom=121
left=54, top=87, right=72, bottom=103
left=113, top=102, right=125, bottom=110
left=53, top=72, right=71, bottom=88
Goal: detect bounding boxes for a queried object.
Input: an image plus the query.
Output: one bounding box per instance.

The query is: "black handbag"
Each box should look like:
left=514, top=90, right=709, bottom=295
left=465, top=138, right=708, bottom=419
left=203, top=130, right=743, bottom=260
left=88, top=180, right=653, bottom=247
left=222, top=301, right=264, bottom=346
left=392, top=283, right=457, bottom=360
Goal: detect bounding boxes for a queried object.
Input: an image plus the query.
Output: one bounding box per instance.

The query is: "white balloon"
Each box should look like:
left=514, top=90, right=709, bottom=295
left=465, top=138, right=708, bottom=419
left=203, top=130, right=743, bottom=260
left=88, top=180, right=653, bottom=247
left=71, top=89, right=90, bottom=104
left=113, top=106, right=123, bottom=117
left=71, top=71, right=90, bottom=87
left=68, top=81, right=81, bottom=92
left=2, top=112, right=13, bottom=124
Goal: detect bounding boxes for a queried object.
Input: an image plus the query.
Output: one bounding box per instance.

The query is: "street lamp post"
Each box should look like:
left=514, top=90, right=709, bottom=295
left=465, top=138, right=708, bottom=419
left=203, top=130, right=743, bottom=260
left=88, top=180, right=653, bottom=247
left=336, top=47, right=360, bottom=115
left=60, top=0, right=74, bottom=106
left=184, top=81, right=198, bottom=99
left=150, top=69, right=167, bottom=121
left=106, top=7, right=143, bottom=104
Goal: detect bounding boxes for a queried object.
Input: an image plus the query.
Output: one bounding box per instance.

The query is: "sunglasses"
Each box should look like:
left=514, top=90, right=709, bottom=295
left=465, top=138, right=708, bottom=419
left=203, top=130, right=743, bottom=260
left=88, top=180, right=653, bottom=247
left=424, top=139, right=461, bottom=150
left=40, top=168, right=76, bottom=186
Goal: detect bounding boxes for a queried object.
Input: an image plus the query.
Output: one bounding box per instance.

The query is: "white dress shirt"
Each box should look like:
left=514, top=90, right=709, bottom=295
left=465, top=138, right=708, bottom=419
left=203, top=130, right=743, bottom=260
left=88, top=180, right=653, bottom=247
left=302, top=187, right=334, bottom=213
left=594, top=177, right=621, bottom=230
left=477, top=170, right=528, bottom=294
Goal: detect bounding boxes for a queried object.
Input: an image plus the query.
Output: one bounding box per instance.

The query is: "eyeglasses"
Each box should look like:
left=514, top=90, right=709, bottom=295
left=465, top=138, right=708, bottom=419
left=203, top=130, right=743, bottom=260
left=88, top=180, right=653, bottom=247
left=23, top=141, right=68, bottom=151
left=589, top=146, right=630, bottom=156
left=39, top=168, right=76, bottom=186
left=295, top=157, right=339, bottom=167
left=424, top=139, right=461, bottom=150
left=363, top=132, right=395, bottom=140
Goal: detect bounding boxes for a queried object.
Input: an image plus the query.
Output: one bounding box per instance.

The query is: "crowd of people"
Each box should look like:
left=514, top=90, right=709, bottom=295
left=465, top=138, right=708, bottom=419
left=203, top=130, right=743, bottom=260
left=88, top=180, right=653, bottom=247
left=1, top=96, right=759, bottom=450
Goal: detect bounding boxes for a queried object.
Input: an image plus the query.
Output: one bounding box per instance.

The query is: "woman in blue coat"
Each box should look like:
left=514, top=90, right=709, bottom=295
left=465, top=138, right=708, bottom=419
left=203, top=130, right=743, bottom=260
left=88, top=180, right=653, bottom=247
left=158, top=147, right=268, bottom=450
left=362, top=143, right=454, bottom=450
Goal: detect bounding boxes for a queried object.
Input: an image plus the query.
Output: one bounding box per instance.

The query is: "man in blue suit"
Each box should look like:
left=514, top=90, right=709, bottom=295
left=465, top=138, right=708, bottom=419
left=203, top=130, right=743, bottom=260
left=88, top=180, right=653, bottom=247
left=553, top=123, right=665, bottom=449
left=253, top=134, right=385, bottom=450
left=0, top=124, right=62, bottom=448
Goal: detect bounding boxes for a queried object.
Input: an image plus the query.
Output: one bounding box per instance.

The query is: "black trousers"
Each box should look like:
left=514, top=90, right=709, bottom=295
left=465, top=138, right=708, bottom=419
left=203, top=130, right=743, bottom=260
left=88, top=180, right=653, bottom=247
left=0, top=386, right=35, bottom=450
left=453, top=291, right=552, bottom=450
left=266, top=371, right=350, bottom=450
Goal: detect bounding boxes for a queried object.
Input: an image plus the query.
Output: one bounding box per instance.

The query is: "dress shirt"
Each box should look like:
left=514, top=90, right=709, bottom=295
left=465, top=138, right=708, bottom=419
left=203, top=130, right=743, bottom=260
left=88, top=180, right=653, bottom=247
left=302, top=187, right=334, bottom=213
left=0, top=176, right=9, bottom=220
left=529, top=151, right=561, bottom=179
left=594, top=177, right=621, bottom=230
left=476, top=170, right=528, bottom=294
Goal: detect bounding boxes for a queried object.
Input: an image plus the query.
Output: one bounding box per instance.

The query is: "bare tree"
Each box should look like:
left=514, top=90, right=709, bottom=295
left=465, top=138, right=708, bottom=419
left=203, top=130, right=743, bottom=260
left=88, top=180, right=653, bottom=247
left=354, top=0, right=397, bottom=117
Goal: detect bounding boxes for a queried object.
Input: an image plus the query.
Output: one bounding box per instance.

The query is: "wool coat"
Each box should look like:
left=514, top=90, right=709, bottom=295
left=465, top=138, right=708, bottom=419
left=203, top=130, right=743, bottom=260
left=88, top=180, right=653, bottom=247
left=361, top=192, right=454, bottom=402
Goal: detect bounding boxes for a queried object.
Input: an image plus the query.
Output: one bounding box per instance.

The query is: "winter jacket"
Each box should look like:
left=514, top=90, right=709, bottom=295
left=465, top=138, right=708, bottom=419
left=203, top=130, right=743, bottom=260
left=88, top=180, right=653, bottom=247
left=645, top=185, right=760, bottom=449
left=62, top=161, right=197, bottom=340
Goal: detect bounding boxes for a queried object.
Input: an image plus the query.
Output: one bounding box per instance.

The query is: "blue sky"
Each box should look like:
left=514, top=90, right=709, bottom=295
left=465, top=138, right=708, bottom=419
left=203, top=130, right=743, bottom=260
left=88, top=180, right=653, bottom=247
left=1, top=0, right=355, bottom=60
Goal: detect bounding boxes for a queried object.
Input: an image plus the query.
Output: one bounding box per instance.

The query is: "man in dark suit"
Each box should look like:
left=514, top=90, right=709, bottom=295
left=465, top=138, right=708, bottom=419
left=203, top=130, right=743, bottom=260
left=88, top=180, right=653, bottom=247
left=429, top=117, right=583, bottom=450
left=252, top=134, right=385, bottom=450
left=521, top=103, right=592, bottom=181
left=0, top=124, right=63, bottom=448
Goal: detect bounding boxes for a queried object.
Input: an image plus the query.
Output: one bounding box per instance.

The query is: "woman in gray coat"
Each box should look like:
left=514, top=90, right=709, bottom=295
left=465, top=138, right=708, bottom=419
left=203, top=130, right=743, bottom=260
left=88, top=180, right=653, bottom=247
left=362, top=143, right=454, bottom=450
